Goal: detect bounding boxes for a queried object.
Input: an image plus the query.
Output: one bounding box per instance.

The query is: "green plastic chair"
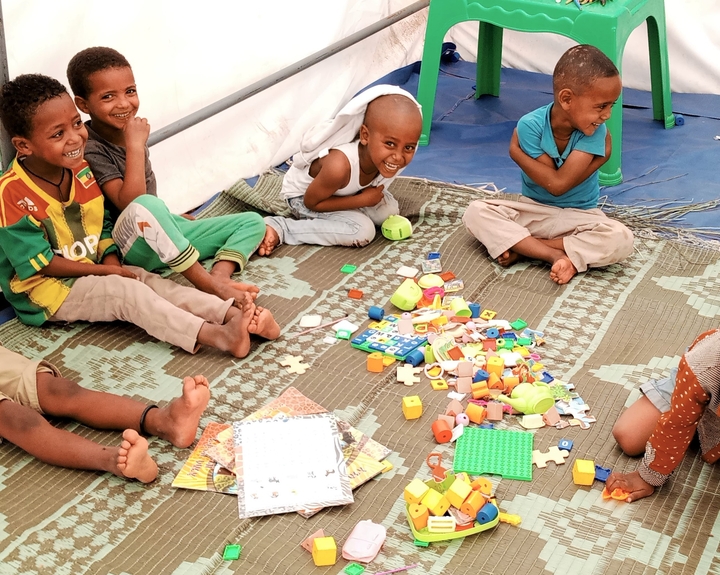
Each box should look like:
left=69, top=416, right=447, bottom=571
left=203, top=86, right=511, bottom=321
left=416, top=0, right=675, bottom=185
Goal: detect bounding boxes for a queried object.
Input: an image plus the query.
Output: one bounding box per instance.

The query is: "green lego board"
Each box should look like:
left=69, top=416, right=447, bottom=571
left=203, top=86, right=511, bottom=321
left=454, top=428, right=533, bottom=481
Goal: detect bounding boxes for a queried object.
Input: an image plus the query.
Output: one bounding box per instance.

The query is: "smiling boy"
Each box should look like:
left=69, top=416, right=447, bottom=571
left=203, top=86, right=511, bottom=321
left=66, top=48, right=280, bottom=342
left=259, top=85, right=422, bottom=253
left=0, top=74, right=262, bottom=358
left=463, top=44, right=634, bottom=284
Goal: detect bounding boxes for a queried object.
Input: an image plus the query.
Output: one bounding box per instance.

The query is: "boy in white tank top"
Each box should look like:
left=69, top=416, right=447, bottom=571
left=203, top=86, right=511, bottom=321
left=259, top=86, right=422, bottom=253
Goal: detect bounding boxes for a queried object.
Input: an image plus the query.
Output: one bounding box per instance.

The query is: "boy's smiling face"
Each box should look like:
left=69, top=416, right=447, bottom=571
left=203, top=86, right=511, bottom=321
left=76, top=66, right=139, bottom=134
left=14, top=93, right=87, bottom=171
left=562, top=75, right=622, bottom=137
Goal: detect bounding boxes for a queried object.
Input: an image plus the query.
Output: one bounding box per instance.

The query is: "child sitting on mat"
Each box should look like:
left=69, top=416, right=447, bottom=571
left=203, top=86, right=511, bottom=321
left=66, top=47, right=279, bottom=341
left=607, top=329, right=720, bottom=502
left=0, top=345, right=210, bottom=483
left=463, top=44, right=634, bottom=285
left=0, top=74, right=262, bottom=358
left=259, top=84, right=422, bottom=253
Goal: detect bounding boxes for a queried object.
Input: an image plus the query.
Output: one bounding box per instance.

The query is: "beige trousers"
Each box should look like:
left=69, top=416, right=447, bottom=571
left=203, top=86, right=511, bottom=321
left=462, top=196, right=634, bottom=272
left=50, top=266, right=233, bottom=353
left=0, top=346, right=59, bottom=412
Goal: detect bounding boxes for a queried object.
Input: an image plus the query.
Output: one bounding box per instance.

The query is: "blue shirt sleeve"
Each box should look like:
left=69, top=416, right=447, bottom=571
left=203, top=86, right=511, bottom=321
left=516, top=111, right=545, bottom=159
left=571, top=123, right=607, bottom=158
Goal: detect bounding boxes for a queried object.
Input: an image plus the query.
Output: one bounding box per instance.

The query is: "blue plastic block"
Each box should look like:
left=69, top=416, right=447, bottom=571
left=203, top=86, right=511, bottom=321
left=473, top=369, right=490, bottom=382
left=558, top=439, right=573, bottom=452
left=486, top=328, right=500, bottom=339
left=427, top=251, right=441, bottom=259
left=595, top=465, right=612, bottom=482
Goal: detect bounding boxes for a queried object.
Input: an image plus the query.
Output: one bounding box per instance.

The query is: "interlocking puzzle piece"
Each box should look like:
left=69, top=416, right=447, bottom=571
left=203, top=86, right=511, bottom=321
left=280, top=355, right=310, bottom=374
left=397, top=364, right=422, bottom=386
left=532, top=446, right=570, bottom=468
left=223, top=544, right=242, bottom=560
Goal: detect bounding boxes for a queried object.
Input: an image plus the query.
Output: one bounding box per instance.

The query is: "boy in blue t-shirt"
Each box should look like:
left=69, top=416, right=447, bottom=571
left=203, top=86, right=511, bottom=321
left=463, top=45, right=634, bottom=285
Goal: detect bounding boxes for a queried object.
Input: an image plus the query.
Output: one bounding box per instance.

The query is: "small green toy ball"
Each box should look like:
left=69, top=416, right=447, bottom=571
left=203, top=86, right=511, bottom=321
left=381, top=215, right=412, bottom=240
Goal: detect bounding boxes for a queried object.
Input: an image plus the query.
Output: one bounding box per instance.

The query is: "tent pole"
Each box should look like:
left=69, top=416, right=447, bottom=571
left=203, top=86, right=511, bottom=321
left=0, top=1, right=13, bottom=169
left=148, top=0, right=429, bottom=147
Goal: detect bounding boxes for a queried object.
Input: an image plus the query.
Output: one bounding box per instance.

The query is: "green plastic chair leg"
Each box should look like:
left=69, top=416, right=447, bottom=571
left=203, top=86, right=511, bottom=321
left=475, top=22, right=503, bottom=97
left=647, top=15, right=675, bottom=128
left=595, top=38, right=623, bottom=186
left=417, top=23, right=447, bottom=146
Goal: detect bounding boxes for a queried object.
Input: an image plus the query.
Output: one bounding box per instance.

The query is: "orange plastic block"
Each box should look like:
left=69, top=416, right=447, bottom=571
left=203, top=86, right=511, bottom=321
left=602, top=486, right=630, bottom=501
left=446, top=477, right=473, bottom=508
left=471, top=477, right=493, bottom=496
left=439, top=271, right=455, bottom=282
left=447, top=346, right=465, bottom=360
left=486, top=356, right=504, bottom=377
left=487, top=372, right=503, bottom=389
left=460, top=490, right=486, bottom=517
left=408, top=503, right=430, bottom=530
left=366, top=352, right=384, bottom=373
left=471, top=381, right=490, bottom=399
left=348, top=289, right=363, bottom=299
left=502, top=375, right=520, bottom=393
left=465, top=403, right=486, bottom=424
left=432, top=419, right=452, bottom=443
left=483, top=339, right=497, bottom=351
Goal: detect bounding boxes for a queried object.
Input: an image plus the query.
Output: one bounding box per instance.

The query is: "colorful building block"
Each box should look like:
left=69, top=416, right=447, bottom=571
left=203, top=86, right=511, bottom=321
left=223, top=544, right=242, bottom=560
left=465, top=403, right=486, bottom=424
left=402, top=396, right=423, bottom=420
left=572, top=459, right=596, bottom=486
left=407, top=503, right=429, bottom=530
left=427, top=516, right=456, bottom=533
left=421, top=488, right=451, bottom=516
left=486, top=356, right=504, bottom=377
left=312, top=536, right=337, bottom=566
left=446, top=476, right=473, bottom=508
left=348, top=289, right=364, bottom=299
left=558, top=439, right=574, bottom=451
left=366, top=352, right=384, bottom=373
left=404, top=478, right=430, bottom=505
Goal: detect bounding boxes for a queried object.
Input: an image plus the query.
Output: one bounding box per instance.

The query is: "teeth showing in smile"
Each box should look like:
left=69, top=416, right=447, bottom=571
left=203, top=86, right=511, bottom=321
left=113, top=112, right=131, bottom=119
left=384, top=162, right=399, bottom=171
left=64, top=149, right=81, bottom=159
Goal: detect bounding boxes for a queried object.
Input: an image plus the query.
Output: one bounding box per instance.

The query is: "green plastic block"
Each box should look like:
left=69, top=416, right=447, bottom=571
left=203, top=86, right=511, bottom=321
left=510, top=318, right=528, bottom=331
left=336, top=328, right=352, bottom=340
left=517, top=337, right=533, bottom=347
left=223, top=544, right=242, bottom=560
left=414, top=539, right=430, bottom=547
left=344, top=563, right=366, bottom=575
left=454, top=428, right=533, bottom=481
left=340, top=264, right=357, bottom=273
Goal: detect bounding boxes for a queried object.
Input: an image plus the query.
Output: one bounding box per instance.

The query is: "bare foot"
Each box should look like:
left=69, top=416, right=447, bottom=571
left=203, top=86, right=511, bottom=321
left=148, top=375, right=211, bottom=448
left=115, top=429, right=158, bottom=483
left=549, top=257, right=577, bottom=285
left=248, top=306, right=281, bottom=340
left=208, top=276, right=259, bottom=304
left=257, top=225, right=280, bottom=256
left=497, top=250, right=523, bottom=267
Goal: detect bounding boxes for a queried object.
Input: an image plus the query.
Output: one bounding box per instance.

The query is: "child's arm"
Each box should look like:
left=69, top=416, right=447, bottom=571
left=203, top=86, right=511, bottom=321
left=95, top=117, right=151, bottom=211
left=509, top=128, right=611, bottom=196
left=303, top=150, right=386, bottom=212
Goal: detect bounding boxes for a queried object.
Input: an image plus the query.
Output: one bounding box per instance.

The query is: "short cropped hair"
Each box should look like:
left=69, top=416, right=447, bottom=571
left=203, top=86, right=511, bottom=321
left=553, top=44, right=619, bottom=95
left=67, top=47, right=131, bottom=99
left=0, top=74, right=68, bottom=138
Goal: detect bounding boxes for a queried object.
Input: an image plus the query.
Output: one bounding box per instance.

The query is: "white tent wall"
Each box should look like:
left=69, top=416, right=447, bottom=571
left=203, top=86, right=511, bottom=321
left=4, top=0, right=718, bottom=213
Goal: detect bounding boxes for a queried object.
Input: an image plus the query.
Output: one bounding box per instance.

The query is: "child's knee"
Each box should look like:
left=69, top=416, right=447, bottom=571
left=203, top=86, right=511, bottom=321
left=0, top=398, right=44, bottom=433
left=351, top=219, right=377, bottom=247
left=612, top=419, right=645, bottom=456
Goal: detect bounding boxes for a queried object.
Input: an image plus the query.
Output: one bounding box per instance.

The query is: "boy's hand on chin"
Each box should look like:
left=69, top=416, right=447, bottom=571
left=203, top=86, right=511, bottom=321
left=124, top=116, right=150, bottom=148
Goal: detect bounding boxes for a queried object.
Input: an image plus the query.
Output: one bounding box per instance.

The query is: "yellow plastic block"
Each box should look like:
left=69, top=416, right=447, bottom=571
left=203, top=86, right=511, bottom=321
left=446, top=476, right=473, bottom=508
left=486, top=356, right=504, bottom=377
left=312, top=536, right=337, bottom=566
left=430, top=378, right=449, bottom=391
left=471, top=477, right=493, bottom=496
left=402, top=396, right=423, bottom=420
left=479, top=309, right=497, bottom=320
left=572, top=459, right=596, bottom=486
left=382, top=355, right=397, bottom=367
left=455, top=472, right=471, bottom=484
left=531, top=362, right=545, bottom=372
left=408, top=503, right=429, bottom=530
left=421, top=488, right=451, bottom=517
left=404, top=478, right=430, bottom=505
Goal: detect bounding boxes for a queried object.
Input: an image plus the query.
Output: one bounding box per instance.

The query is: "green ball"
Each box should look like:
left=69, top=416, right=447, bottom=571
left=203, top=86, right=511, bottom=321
left=381, top=215, right=413, bottom=240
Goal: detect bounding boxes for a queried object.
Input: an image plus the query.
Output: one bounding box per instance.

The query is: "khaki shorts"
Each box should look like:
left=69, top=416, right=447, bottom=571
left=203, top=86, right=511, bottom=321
left=0, top=345, right=60, bottom=414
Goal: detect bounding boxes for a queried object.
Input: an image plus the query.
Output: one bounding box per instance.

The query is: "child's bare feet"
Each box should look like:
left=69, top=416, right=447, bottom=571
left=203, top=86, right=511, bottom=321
left=257, top=225, right=280, bottom=256
left=549, top=257, right=577, bottom=285
left=208, top=276, right=259, bottom=304
left=248, top=306, right=281, bottom=340
left=497, top=250, right=523, bottom=267
left=149, top=375, right=211, bottom=448
left=115, top=429, right=158, bottom=483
